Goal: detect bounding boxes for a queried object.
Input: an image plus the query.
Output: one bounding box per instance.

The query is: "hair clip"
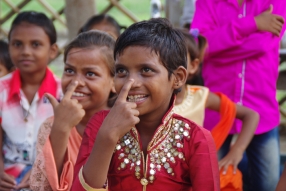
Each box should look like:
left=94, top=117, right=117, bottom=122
left=190, top=28, right=199, bottom=44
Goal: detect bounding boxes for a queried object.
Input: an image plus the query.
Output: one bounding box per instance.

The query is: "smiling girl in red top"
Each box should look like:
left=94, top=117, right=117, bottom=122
left=71, top=18, right=220, bottom=191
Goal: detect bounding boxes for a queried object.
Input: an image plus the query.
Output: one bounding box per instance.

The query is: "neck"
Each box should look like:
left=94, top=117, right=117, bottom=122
left=238, top=0, right=244, bottom=6
left=20, top=68, right=47, bottom=86
left=136, top=99, right=171, bottom=137
left=175, top=85, right=187, bottom=105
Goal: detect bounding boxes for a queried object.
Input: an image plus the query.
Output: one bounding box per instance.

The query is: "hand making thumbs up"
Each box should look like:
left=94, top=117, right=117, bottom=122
left=255, top=4, right=285, bottom=37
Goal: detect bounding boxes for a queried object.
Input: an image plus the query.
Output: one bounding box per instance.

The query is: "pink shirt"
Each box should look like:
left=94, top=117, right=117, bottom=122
left=192, top=0, right=286, bottom=134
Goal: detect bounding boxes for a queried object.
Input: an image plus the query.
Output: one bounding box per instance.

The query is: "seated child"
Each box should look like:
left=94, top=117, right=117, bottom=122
left=174, top=29, right=259, bottom=191
left=0, top=11, right=61, bottom=190
left=78, top=14, right=122, bottom=39
left=30, top=30, right=116, bottom=191
left=71, top=18, right=220, bottom=191
left=0, top=40, right=14, bottom=78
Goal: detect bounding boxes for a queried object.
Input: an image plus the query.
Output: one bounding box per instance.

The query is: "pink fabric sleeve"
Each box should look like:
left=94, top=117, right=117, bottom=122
left=43, top=138, right=74, bottom=191
left=191, top=0, right=257, bottom=58
left=192, top=0, right=286, bottom=63
left=71, top=110, right=109, bottom=191
left=30, top=117, right=74, bottom=191
left=30, top=118, right=54, bottom=191
left=185, top=123, right=220, bottom=191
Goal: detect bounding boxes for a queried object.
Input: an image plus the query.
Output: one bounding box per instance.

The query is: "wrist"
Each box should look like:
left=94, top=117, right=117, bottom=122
left=51, top=122, right=72, bottom=134
left=230, top=145, right=245, bottom=154
left=97, top=127, right=119, bottom=146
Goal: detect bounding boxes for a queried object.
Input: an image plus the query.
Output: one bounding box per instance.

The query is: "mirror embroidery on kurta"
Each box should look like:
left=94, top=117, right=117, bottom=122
left=114, top=110, right=191, bottom=187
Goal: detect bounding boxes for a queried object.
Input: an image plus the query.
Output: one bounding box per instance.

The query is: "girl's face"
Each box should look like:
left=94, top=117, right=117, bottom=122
left=0, top=63, right=9, bottom=78
left=62, top=47, right=114, bottom=113
left=115, top=46, right=183, bottom=120
left=9, top=22, right=58, bottom=74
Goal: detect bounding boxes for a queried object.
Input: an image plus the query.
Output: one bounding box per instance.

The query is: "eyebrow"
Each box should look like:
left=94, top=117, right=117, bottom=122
left=65, top=63, right=100, bottom=70
left=115, top=62, right=158, bottom=68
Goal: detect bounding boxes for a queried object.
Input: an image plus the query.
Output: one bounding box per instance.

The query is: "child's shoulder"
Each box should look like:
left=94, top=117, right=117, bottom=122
left=0, top=72, right=13, bottom=84
left=187, top=85, right=209, bottom=94
left=85, top=110, right=110, bottom=137
left=173, top=113, right=212, bottom=138
left=0, top=73, right=13, bottom=94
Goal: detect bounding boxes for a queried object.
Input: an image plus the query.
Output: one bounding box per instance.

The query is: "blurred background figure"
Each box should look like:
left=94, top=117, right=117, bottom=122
left=0, top=40, right=14, bottom=78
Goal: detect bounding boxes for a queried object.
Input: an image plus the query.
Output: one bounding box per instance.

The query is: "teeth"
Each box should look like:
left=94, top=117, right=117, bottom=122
left=72, top=92, right=85, bottom=97
left=127, top=95, right=146, bottom=102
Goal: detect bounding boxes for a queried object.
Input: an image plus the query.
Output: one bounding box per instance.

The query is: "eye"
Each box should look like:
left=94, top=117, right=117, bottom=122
left=116, top=68, right=127, bottom=75
left=86, top=72, right=96, bottom=77
left=142, top=67, right=153, bottom=73
left=12, top=41, right=21, bottom=47
left=64, top=68, right=74, bottom=74
left=32, top=41, right=40, bottom=47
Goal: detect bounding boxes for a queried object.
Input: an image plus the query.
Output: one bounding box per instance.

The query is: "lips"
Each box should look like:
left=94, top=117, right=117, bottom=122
left=19, top=60, right=34, bottom=66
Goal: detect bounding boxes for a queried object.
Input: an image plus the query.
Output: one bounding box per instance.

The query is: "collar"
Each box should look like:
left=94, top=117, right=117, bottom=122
left=160, top=94, right=176, bottom=125
left=8, top=68, right=58, bottom=102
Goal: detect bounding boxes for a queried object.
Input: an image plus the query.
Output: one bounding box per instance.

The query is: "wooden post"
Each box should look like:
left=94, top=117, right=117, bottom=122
left=165, top=0, right=183, bottom=27
left=165, top=0, right=183, bottom=28
left=65, top=0, right=96, bottom=40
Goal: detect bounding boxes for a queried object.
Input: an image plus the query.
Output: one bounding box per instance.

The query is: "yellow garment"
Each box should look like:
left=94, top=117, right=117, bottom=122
left=173, top=85, right=209, bottom=126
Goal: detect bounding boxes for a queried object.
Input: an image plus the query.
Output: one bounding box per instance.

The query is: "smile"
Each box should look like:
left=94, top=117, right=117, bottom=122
left=72, top=92, right=88, bottom=97
left=127, top=95, right=148, bottom=103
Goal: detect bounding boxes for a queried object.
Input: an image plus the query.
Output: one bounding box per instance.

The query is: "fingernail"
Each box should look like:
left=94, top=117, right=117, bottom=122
left=223, top=171, right=226, bottom=175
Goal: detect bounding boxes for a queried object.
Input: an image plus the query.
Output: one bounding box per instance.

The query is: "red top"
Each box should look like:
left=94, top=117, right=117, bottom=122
left=72, top=105, right=220, bottom=191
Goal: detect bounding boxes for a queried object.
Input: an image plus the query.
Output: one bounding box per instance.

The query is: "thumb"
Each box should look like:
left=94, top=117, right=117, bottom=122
left=45, top=93, right=59, bottom=108
left=267, top=4, right=273, bottom=13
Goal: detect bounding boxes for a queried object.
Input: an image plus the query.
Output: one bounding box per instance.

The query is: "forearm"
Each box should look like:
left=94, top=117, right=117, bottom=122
left=276, top=164, right=286, bottom=191
left=83, top=130, right=117, bottom=188
left=50, top=125, right=71, bottom=178
left=231, top=111, right=259, bottom=152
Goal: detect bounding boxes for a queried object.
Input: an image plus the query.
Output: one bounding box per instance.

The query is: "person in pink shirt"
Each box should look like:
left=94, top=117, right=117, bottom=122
left=191, top=0, right=286, bottom=191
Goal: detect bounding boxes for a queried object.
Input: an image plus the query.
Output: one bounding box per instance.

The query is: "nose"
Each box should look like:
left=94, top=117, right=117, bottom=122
left=22, top=45, right=31, bottom=56
left=128, top=73, right=142, bottom=89
left=74, top=74, right=86, bottom=87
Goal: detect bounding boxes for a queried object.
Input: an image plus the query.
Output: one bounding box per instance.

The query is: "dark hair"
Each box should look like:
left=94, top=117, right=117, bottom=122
left=8, top=11, right=57, bottom=45
left=64, top=30, right=116, bottom=107
left=0, top=40, right=14, bottom=71
left=114, top=18, right=187, bottom=79
left=178, top=28, right=207, bottom=63
left=78, top=14, right=122, bottom=37
left=178, top=28, right=207, bottom=86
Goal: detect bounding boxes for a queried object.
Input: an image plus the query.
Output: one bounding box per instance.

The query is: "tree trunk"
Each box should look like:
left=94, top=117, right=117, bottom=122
left=165, top=0, right=183, bottom=28
left=65, top=0, right=96, bottom=40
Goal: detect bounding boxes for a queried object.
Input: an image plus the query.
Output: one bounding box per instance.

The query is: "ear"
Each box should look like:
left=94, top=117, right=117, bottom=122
left=172, top=66, right=187, bottom=90
left=49, top=43, right=59, bottom=60
left=188, top=58, right=200, bottom=75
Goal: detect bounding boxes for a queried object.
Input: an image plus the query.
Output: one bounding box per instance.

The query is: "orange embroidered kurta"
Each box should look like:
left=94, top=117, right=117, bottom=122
left=30, top=117, right=82, bottom=191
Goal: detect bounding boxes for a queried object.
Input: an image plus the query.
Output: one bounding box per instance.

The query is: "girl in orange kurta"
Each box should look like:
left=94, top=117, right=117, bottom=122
left=29, top=30, right=116, bottom=191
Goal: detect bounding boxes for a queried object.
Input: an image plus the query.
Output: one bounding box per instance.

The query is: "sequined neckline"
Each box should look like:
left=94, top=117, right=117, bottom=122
left=114, top=112, right=192, bottom=188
